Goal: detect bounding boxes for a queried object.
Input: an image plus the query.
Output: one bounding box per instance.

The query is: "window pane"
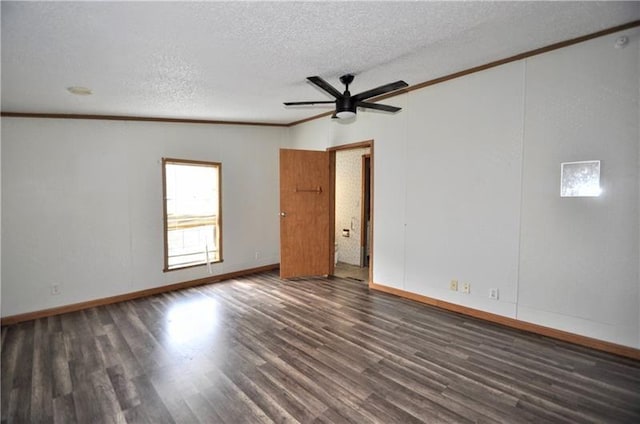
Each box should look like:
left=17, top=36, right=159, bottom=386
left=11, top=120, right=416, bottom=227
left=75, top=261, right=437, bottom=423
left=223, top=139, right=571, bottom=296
left=163, top=160, right=221, bottom=270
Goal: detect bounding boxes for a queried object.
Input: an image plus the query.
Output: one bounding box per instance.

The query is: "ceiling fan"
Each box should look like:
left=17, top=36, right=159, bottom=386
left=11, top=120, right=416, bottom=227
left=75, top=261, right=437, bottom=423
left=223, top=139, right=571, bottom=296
left=284, top=74, right=408, bottom=119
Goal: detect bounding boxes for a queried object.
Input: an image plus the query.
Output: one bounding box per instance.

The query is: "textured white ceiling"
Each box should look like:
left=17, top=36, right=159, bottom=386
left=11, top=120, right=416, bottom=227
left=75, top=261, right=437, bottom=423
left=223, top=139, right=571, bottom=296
left=2, top=1, right=639, bottom=125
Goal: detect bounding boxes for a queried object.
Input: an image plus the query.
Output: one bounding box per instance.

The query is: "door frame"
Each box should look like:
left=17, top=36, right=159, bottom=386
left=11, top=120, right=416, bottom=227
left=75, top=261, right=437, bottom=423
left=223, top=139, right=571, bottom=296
left=360, top=153, right=371, bottom=268
left=327, top=140, right=374, bottom=283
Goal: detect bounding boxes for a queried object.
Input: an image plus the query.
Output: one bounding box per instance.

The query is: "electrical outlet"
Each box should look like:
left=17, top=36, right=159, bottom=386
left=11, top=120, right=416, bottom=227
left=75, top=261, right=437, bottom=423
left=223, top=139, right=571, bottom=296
left=255, top=251, right=261, bottom=260
left=462, top=282, right=470, bottom=294
left=51, top=283, right=61, bottom=295
left=489, top=288, right=499, bottom=300
left=450, top=280, right=458, bottom=291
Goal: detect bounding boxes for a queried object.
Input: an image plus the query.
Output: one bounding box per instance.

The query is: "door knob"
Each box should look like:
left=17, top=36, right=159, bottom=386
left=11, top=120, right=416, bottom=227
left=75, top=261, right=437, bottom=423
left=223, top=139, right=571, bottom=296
left=280, top=212, right=287, bottom=217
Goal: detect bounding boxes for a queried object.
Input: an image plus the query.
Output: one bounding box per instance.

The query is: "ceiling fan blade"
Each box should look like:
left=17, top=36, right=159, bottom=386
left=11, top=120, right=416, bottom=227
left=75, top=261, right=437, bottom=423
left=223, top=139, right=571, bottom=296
left=357, top=101, right=401, bottom=113
left=353, top=80, right=408, bottom=102
left=307, top=76, right=343, bottom=99
left=284, top=101, right=335, bottom=106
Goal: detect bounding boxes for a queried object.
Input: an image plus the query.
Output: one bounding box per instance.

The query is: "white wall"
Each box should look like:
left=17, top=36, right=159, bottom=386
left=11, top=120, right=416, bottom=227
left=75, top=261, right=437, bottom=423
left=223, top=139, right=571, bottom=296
left=1, top=118, right=287, bottom=317
left=517, top=31, right=640, bottom=344
left=289, top=28, right=640, bottom=348
left=404, top=62, right=525, bottom=318
left=335, top=147, right=369, bottom=265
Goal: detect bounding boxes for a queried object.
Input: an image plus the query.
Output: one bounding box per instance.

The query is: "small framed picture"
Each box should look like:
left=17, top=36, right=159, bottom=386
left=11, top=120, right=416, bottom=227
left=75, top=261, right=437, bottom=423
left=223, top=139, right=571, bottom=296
left=560, top=160, right=601, bottom=197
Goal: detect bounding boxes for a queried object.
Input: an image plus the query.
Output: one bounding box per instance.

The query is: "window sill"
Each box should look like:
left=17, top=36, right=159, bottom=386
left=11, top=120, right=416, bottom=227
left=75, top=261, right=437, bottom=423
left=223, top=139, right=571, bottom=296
left=163, top=259, right=224, bottom=273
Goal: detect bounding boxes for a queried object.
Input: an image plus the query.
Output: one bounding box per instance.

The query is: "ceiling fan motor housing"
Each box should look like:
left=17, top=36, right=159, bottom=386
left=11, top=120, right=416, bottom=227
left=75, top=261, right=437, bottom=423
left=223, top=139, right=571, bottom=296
left=336, top=91, right=356, bottom=115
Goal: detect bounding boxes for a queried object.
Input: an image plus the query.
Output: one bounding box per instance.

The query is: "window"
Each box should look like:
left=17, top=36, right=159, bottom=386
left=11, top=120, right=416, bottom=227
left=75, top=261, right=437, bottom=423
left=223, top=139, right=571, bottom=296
left=162, top=158, right=222, bottom=271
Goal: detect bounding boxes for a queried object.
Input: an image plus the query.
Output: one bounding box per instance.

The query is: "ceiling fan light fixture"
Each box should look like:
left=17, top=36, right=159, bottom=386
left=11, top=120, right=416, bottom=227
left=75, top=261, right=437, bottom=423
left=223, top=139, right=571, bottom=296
left=335, top=95, right=356, bottom=119
left=335, top=110, right=356, bottom=119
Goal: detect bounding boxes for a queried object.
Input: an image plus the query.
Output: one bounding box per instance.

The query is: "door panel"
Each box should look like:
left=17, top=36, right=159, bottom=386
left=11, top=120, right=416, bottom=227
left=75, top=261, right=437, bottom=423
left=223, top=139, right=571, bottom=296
left=280, top=149, right=334, bottom=279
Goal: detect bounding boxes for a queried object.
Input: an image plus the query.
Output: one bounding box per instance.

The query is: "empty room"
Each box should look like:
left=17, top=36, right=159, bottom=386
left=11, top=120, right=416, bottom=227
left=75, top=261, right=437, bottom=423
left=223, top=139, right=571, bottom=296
left=1, top=1, right=640, bottom=423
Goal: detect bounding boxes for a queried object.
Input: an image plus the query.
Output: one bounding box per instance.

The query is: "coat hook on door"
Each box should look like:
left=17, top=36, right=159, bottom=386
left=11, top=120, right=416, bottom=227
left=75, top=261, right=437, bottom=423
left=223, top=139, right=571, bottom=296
left=295, top=185, right=322, bottom=194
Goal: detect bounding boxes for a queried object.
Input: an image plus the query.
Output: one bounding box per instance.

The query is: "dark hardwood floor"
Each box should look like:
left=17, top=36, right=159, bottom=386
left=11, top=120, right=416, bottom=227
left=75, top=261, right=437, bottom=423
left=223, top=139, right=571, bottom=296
left=2, top=270, right=639, bottom=423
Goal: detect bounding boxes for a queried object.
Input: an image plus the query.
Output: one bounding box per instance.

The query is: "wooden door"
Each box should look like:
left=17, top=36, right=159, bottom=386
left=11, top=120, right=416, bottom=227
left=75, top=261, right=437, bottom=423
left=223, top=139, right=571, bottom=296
left=279, top=149, right=334, bottom=279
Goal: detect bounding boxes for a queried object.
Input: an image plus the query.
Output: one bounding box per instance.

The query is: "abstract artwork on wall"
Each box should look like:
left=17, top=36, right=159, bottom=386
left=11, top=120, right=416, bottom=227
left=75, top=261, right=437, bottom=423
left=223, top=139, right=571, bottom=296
left=560, top=160, right=601, bottom=197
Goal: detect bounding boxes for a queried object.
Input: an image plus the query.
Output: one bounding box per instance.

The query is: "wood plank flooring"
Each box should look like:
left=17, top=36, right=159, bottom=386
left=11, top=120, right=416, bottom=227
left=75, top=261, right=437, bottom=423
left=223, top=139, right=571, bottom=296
left=2, top=270, right=639, bottom=423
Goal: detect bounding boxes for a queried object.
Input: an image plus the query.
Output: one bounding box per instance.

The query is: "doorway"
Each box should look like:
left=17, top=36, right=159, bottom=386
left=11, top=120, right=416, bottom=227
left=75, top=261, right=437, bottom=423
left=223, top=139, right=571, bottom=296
left=278, top=141, right=373, bottom=281
left=330, top=141, right=373, bottom=282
